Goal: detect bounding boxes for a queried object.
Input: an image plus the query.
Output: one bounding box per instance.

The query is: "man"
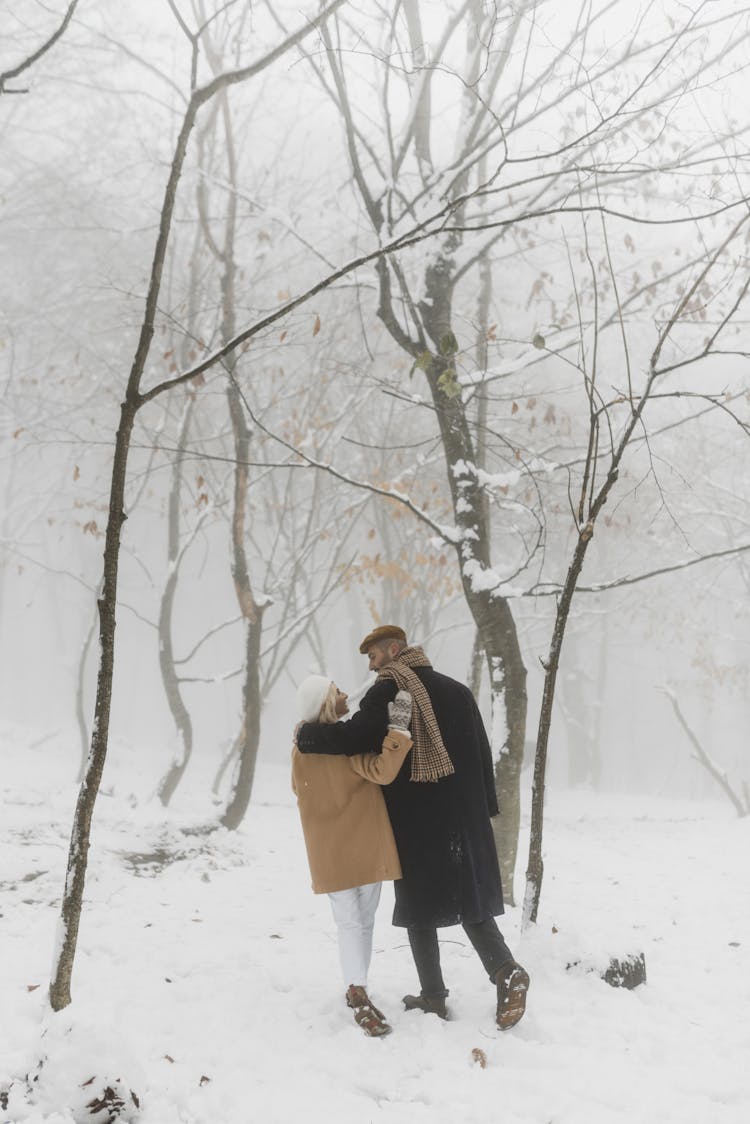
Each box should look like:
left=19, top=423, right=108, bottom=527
left=295, top=624, right=530, bottom=1029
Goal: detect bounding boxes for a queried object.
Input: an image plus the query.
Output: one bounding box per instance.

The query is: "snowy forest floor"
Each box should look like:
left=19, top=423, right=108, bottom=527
left=1, top=723, right=749, bottom=1124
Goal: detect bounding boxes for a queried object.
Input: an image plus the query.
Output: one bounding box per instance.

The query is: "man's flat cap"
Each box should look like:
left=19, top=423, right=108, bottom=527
left=359, top=624, right=407, bottom=654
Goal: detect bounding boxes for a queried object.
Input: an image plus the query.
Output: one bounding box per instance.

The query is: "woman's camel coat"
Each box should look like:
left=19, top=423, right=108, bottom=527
left=292, top=729, right=411, bottom=894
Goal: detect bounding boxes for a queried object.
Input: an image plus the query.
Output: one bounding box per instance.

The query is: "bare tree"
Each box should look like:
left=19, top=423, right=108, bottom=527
left=272, top=0, right=750, bottom=901
left=49, top=0, right=349, bottom=1013
left=280, top=0, right=538, bottom=899
left=523, top=210, right=750, bottom=926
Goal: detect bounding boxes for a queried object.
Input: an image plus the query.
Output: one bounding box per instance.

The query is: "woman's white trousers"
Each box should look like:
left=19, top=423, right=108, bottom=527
left=327, top=882, right=382, bottom=987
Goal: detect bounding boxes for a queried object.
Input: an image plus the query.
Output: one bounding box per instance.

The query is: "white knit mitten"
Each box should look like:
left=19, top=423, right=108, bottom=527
left=387, top=690, right=412, bottom=733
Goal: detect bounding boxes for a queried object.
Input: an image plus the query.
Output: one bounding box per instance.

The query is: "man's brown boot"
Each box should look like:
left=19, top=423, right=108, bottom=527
left=402, top=993, right=448, bottom=1020
left=495, top=961, right=530, bottom=1030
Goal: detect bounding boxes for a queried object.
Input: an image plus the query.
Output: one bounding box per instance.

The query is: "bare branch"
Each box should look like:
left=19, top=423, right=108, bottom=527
left=0, top=0, right=80, bottom=94
left=650, top=210, right=750, bottom=375
left=529, top=541, right=750, bottom=598
left=659, top=687, right=748, bottom=817
left=226, top=373, right=455, bottom=543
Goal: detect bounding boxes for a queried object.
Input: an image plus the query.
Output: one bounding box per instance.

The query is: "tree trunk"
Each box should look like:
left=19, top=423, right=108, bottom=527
left=419, top=251, right=527, bottom=904
left=524, top=523, right=593, bottom=928
left=221, top=611, right=264, bottom=829
left=317, top=3, right=530, bottom=902
left=209, top=85, right=267, bottom=829
left=156, top=152, right=206, bottom=805
left=156, top=570, right=195, bottom=805
left=157, top=397, right=196, bottom=806
left=427, top=413, right=528, bottom=903
left=487, top=616, right=527, bottom=908
left=50, top=397, right=137, bottom=1011
left=49, top=75, right=205, bottom=1010
left=218, top=374, right=267, bottom=828
left=468, top=627, right=484, bottom=700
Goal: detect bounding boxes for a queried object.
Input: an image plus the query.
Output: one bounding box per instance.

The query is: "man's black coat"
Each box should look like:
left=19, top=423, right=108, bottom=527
left=296, top=667, right=504, bottom=928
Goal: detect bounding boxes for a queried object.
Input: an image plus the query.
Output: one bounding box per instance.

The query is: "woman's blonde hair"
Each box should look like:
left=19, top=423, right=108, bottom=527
left=317, top=682, right=340, bottom=725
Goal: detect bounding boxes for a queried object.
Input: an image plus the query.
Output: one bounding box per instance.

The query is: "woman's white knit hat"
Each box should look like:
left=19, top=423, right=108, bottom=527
left=296, top=675, right=333, bottom=722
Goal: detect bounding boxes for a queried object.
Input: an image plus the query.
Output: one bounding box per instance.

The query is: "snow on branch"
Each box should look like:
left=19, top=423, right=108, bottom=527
left=529, top=541, right=750, bottom=599
left=451, top=457, right=558, bottom=491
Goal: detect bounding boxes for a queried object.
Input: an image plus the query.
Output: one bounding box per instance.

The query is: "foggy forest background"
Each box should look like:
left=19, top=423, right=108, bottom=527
left=2, top=0, right=749, bottom=919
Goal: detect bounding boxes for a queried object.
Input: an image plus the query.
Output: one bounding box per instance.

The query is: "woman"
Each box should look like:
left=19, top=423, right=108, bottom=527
left=292, top=675, right=412, bottom=1037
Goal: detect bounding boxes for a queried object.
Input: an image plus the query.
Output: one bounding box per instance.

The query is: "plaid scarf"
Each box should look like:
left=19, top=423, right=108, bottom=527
left=378, top=646, right=454, bottom=782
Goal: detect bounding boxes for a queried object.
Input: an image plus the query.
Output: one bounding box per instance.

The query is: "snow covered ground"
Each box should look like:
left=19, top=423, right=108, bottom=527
left=1, top=722, right=748, bottom=1124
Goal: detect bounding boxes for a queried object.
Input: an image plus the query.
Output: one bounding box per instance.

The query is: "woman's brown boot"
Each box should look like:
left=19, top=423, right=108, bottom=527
left=346, top=985, right=392, bottom=1037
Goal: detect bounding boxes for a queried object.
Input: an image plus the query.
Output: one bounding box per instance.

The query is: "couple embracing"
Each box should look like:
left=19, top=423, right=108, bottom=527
left=291, top=625, right=530, bottom=1037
